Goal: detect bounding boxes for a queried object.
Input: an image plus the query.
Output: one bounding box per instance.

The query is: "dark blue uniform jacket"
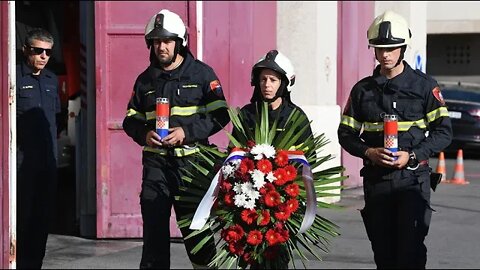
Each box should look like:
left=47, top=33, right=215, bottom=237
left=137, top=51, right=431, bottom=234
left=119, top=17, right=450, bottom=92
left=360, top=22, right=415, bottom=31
left=338, top=62, right=452, bottom=180
left=16, top=62, right=60, bottom=169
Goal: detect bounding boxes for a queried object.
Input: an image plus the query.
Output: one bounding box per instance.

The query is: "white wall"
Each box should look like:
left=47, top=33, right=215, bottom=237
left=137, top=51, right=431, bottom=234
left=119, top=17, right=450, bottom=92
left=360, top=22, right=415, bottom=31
left=277, top=1, right=340, bottom=202
left=427, top=1, right=480, bottom=33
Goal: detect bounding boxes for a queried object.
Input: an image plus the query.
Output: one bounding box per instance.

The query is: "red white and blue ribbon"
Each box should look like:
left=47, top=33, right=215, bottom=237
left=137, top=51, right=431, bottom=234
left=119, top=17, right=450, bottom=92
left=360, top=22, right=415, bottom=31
left=189, top=149, right=317, bottom=234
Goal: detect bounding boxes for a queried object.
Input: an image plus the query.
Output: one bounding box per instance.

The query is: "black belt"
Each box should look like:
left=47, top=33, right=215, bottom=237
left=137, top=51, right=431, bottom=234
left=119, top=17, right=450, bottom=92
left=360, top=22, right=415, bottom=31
left=363, top=159, right=428, bottom=167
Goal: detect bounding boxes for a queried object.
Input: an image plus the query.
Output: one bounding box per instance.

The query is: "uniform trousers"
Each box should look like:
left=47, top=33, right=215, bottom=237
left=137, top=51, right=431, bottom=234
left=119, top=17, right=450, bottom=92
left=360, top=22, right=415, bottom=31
left=17, top=163, right=57, bottom=269
left=139, top=152, right=216, bottom=269
left=360, top=168, right=432, bottom=269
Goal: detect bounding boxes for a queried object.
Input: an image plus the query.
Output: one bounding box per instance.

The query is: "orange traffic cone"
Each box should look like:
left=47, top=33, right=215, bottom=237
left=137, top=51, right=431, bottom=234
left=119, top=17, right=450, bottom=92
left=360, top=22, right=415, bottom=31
left=436, top=152, right=448, bottom=183
left=448, top=149, right=470, bottom=185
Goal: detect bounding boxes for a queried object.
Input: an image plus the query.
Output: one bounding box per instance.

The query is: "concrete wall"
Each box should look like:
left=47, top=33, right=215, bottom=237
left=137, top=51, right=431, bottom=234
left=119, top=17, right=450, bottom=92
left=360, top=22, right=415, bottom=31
left=427, top=1, right=480, bottom=33
left=277, top=1, right=340, bottom=202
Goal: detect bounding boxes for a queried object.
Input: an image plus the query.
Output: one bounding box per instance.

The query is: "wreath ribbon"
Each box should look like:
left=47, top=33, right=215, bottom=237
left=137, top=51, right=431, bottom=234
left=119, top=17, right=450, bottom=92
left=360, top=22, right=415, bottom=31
left=189, top=149, right=317, bottom=234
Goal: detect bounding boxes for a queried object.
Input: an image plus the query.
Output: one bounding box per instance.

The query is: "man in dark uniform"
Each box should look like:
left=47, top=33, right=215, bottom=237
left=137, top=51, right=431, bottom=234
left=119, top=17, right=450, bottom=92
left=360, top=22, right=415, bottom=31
left=16, top=28, right=61, bottom=269
left=337, top=11, right=452, bottom=269
left=122, top=9, right=230, bottom=269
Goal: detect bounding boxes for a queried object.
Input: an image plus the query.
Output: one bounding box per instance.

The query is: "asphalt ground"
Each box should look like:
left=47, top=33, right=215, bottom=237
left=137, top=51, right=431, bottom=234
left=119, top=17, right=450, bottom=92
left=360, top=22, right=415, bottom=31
left=42, top=156, right=480, bottom=269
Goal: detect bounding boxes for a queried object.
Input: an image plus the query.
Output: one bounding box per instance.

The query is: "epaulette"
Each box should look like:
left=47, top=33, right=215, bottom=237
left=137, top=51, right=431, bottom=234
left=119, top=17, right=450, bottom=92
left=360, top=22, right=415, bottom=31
left=413, top=69, right=430, bottom=80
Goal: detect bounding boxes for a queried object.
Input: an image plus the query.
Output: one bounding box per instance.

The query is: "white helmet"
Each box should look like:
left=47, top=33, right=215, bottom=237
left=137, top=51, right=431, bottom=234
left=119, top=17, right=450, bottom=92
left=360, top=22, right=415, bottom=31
left=367, top=10, right=411, bottom=48
left=144, top=9, right=187, bottom=48
left=251, top=50, right=296, bottom=91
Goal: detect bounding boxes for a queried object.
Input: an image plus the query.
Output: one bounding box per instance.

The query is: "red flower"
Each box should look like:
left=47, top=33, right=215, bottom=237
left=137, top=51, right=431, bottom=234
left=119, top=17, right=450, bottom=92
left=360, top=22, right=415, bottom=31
left=234, top=170, right=250, bottom=182
left=284, top=165, right=297, bottom=181
left=224, top=191, right=235, bottom=206
left=275, top=151, right=289, bottom=167
left=220, top=179, right=232, bottom=191
left=228, top=241, right=245, bottom=255
left=275, top=226, right=290, bottom=243
left=274, top=203, right=291, bottom=221
left=242, top=252, right=255, bottom=265
left=222, top=224, right=245, bottom=243
left=256, top=159, right=273, bottom=174
left=265, top=229, right=280, bottom=246
left=246, top=230, right=263, bottom=246
left=241, top=209, right=258, bottom=225
left=264, top=190, right=281, bottom=207
left=286, top=198, right=299, bottom=213
left=246, top=140, right=256, bottom=148
left=239, top=158, right=255, bottom=174
left=259, top=210, right=271, bottom=226
left=273, top=168, right=288, bottom=186
left=260, top=182, right=275, bottom=195
left=285, top=183, right=300, bottom=197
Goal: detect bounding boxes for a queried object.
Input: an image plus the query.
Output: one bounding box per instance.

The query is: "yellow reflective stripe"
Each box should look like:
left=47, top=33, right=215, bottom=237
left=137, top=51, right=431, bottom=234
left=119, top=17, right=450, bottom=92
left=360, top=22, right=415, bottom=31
left=206, top=100, right=228, bottom=113
left=143, top=146, right=200, bottom=157
left=426, top=107, right=449, bottom=123
left=170, top=100, right=228, bottom=116
left=171, top=105, right=205, bottom=116
left=126, top=109, right=146, bottom=121
left=146, top=111, right=156, bottom=121
left=363, top=122, right=383, bottom=132
left=363, top=118, right=427, bottom=132
left=340, top=115, right=362, bottom=131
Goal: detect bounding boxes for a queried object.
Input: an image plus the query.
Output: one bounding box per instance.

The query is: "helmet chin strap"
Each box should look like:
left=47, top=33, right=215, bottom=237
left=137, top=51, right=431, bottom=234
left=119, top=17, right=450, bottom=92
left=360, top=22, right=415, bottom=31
left=374, top=45, right=406, bottom=68
left=395, top=46, right=407, bottom=67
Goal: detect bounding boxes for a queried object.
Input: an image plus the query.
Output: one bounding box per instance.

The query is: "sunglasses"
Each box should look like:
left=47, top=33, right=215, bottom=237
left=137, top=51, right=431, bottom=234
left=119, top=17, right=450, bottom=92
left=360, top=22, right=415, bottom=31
left=28, top=46, right=52, bottom=56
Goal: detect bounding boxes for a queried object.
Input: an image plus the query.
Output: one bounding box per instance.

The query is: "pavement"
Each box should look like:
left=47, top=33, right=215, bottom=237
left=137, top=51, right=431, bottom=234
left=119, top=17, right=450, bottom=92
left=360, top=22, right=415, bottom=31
left=42, top=163, right=480, bottom=269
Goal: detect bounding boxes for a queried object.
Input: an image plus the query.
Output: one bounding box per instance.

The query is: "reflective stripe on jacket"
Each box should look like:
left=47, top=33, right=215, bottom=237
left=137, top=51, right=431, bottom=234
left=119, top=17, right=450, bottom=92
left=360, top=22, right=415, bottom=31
left=338, top=61, right=452, bottom=164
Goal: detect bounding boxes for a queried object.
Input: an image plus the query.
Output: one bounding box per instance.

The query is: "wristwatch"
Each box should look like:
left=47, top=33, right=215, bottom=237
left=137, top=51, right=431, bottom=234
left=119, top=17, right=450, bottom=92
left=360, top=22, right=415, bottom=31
left=407, top=151, right=419, bottom=170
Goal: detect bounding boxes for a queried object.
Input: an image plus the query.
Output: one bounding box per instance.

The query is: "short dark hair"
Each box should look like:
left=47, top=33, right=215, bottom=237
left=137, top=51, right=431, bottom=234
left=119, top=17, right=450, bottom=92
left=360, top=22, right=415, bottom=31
left=24, top=28, right=54, bottom=47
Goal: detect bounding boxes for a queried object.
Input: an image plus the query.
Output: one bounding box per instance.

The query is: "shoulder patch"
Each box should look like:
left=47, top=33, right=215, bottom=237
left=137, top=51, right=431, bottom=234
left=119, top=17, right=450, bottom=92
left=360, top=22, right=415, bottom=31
left=432, top=87, right=445, bottom=106
left=209, top=80, right=224, bottom=97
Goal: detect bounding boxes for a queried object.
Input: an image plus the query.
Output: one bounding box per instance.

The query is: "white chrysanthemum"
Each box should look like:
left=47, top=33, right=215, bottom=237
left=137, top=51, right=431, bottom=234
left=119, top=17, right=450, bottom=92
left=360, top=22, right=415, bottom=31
left=250, top=144, right=276, bottom=160
left=234, top=193, right=248, bottom=208
left=231, top=159, right=241, bottom=168
left=222, top=164, right=235, bottom=178
left=266, top=171, right=276, bottom=183
left=251, top=169, right=265, bottom=189
left=243, top=199, right=256, bottom=210
left=253, top=176, right=266, bottom=190
left=246, top=189, right=260, bottom=201
left=240, top=182, right=254, bottom=194
left=233, top=182, right=242, bottom=194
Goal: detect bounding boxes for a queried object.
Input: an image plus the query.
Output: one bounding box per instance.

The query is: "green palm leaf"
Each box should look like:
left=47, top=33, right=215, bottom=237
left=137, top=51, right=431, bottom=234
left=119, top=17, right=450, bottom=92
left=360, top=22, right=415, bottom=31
left=176, top=101, right=345, bottom=268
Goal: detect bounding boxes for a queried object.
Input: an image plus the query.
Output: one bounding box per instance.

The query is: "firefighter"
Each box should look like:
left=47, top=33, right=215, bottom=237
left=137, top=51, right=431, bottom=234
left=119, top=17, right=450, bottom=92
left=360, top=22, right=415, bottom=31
left=337, top=10, right=452, bottom=269
left=237, top=49, right=313, bottom=148
left=122, top=9, right=230, bottom=269
left=16, top=28, right=61, bottom=269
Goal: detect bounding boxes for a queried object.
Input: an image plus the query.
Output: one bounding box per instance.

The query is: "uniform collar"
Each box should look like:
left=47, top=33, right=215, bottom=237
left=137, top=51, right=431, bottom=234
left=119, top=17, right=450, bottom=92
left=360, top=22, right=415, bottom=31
left=372, top=61, right=413, bottom=90
left=20, top=62, right=51, bottom=78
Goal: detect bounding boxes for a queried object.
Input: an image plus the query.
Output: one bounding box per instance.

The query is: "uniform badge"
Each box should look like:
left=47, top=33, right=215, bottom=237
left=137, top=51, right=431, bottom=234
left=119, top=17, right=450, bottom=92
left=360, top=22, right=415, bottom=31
left=209, top=80, right=224, bottom=97
left=432, top=87, right=445, bottom=106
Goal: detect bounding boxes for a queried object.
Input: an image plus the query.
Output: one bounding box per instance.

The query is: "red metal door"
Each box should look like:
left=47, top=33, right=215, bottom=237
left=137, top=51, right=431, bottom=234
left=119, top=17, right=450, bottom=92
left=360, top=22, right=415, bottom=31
left=203, top=1, right=276, bottom=149
left=94, top=1, right=196, bottom=238
left=337, top=2, right=375, bottom=188
left=1, top=1, right=9, bottom=266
